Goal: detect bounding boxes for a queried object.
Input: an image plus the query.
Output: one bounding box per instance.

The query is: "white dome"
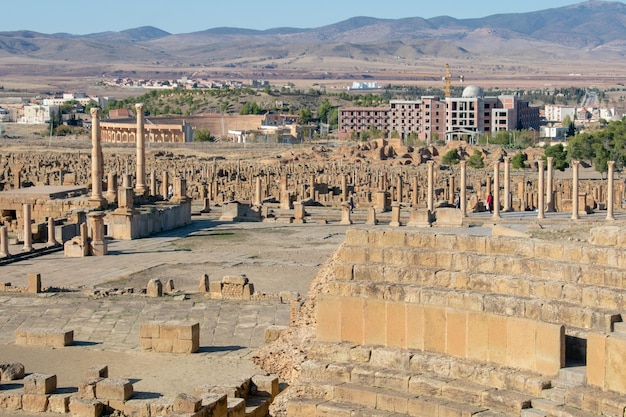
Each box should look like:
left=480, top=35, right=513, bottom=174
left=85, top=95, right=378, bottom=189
left=462, top=85, right=484, bottom=98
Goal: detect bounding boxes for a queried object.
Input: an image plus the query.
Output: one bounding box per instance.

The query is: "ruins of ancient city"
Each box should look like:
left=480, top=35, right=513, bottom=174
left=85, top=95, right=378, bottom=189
left=1, top=92, right=626, bottom=417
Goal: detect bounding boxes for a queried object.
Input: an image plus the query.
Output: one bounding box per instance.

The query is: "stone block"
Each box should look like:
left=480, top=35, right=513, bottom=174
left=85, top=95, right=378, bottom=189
left=27, top=273, right=42, bottom=294
left=467, top=311, right=489, bottom=362
left=409, top=375, right=451, bottom=396
left=316, top=296, right=341, bottom=343
left=488, top=314, right=508, bottom=365
left=285, top=398, right=320, bottom=416
left=85, top=365, right=108, bottom=379
left=22, top=394, right=49, bottom=413
left=406, top=303, right=424, bottom=350
left=173, top=393, right=202, bottom=413
left=441, top=380, right=490, bottom=406
left=95, top=378, right=133, bottom=401
left=227, top=397, right=245, bottom=417
left=386, top=301, right=407, bottom=348
left=0, top=392, right=22, bottom=410
left=139, top=321, right=160, bottom=339
left=435, top=207, right=464, bottom=227
left=263, top=325, right=287, bottom=343
left=69, top=397, right=104, bottom=417
left=408, top=396, right=441, bottom=417
left=605, top=334, right=626, bottom=394
left=24, top=373, right=57, bottom=395
left=363, top=298, right=387, bottom=346
left=123, top=399, right=151, bottom=417
left=172, top=338, right=199, bottom=354
left=146, top=279, right=162, bottom=297
left=446, top=309, right=467, bottom=358
left=199, top=393, right=227, bottom=416
left=506, top=317, right=536, bottom=371
left=0, top=362, right=25, bottom=380
left=340, top=297, right=364, bottom=344
left=376, top=390, right=411, bottom=413
left=78, top=378, right=102, bottom=399
left=423, top=305, right=446, bottom=354
left=48, top=393, right=71, bottom=413
left=535, top=322, right=565, bottom=375
left=251, top=375, right=279, bottom=399
left=209, top=281, right=223, bottom=298
left=587, top=332, right=608, bottom=389
left=333, top=383, right=377, bottom=409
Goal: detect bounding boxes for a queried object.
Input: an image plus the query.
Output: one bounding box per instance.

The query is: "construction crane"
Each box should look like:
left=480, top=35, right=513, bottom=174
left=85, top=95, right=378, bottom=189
left=442, top=63, right=464, bottom=98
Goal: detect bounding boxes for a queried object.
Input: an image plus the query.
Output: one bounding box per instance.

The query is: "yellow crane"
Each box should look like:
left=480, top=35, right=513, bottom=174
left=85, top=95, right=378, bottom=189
left=409, top=64, right=463, bottom=97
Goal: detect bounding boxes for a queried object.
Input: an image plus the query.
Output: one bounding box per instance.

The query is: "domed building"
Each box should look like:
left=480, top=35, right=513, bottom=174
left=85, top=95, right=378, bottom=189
left=461, top=85, right=485, bottom=99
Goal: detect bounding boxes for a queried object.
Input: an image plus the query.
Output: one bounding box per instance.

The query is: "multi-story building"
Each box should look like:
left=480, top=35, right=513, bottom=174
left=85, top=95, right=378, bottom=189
left=338, top=107, right=390, bottom=140
left=544, top=105, right=576, bottom=123
left=19, top=105, right=60, bottom=124
left=338, top=85, right=540, bottom=143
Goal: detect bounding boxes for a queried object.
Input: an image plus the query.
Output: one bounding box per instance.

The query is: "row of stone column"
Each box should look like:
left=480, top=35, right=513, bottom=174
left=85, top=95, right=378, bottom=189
left=0, top=204, right=60, bottom=258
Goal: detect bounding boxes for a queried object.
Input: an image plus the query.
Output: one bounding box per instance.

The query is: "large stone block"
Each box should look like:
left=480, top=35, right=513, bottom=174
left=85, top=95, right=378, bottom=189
left=363, top=298, right=387, bottom=346
left=316, top=296, right=342, bottom=343
left=586, top=332, right=608, bottom=389
left=487, top=314, right=508, bottom=365
left=406, top=303, right=425, bottom=350
left=386, top=301, right=407, bottom=348
left=333, top=383, right=377, bottom=409
left=21, top=394, right=49, bottom=413
left=69, top=397, right=104, bottom=417
left=506, top=317, right=536, bottom=371
left=605, top=334, right=626, bottom=394
left=173, top=393, right=202, bottom=413
left=423, top=305, right=446, bottom=354
left=446, top=309, right=467, bottom=358
left=466, top=311, right=489, bottom=362
left=340, top=297, right=364, bottom=344
left=95, top=378, right=133, bottom=401
left=24, top=373, right=57, bottom=395
left=535, top=322, right=565, bottom=375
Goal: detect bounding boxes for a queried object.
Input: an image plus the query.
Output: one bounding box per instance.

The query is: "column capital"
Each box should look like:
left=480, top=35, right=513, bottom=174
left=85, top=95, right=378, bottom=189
left=608, top=160, right=615, bottom=168
left=427, top=160, right=435, bottom=166
left=135, top=103, right=144, bottom=110
left=546, top=156, right=554, bottom=162
left=90, top=107, right=100, bottom=118
left=459, top=160, right=466, bottom=167
left=503, top=156, right=510, bottom=163
left=572, top=160, right=580, bottom=167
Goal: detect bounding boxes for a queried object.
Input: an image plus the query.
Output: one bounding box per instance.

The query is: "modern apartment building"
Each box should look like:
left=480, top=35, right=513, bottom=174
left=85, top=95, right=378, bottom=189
left=338, top=86, right=540, bottom=142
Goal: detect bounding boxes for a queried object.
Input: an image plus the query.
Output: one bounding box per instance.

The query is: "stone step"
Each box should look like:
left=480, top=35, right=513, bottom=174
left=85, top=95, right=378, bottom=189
left=305, top=345, right=551, bottom=397
left=521, top=409, right=548, bottom=417
left=530, top=398, right=564, bottom=415
left=556, top=367, right=587, bottom=387
left=612, top=320, right=626, bottom=334
left=541, top=387, right=566, bottom=405
left=244, top=395, right=271, bottom=417
left=325, top=280, right=620, bottom=333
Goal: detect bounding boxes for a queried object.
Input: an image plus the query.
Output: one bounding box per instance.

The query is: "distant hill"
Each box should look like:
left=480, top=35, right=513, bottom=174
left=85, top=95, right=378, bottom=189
left=0, top=1, right=624, bottom=75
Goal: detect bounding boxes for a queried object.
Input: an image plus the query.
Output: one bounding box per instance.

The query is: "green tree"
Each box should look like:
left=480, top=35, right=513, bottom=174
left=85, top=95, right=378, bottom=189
left=543, top=143, right=569, bottom=171
left=511, top=153, right=526, bottom=169
left=442, top=149, right=461, bottom=165
left=298, top=107, right=312, bottom=124
left=467, top=150, right=485, bottom=169
left=318, top=99, right=331, bottom=123
left=193, top=128, right=214, bottom=142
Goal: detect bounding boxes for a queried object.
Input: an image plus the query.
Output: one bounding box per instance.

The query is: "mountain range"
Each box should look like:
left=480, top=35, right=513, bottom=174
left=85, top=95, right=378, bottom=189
left=0, top=1, right=625, bottom=78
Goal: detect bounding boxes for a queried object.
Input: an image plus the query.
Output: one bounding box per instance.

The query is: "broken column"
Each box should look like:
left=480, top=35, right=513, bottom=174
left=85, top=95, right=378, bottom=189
left=88, top=211, right=107, bottom=256
left=106, top=172, right=117, bottom=203
left=546, top=156, right=555, bottom=212
left=0, top=226, right=9, bottom=258
left=389, top=202, right=401, bottom=227
left=460, top=161, right=467, bottom=217
left=47, top=217, right=57, bottom=247
left=427, top=160, right=434, bottom=212
left=503, top=156, right=511, bottom=212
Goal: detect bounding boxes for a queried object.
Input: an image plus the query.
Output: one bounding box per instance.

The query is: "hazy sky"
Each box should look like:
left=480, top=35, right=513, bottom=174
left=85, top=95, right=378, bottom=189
left=3, top=0, right=623, bottom=35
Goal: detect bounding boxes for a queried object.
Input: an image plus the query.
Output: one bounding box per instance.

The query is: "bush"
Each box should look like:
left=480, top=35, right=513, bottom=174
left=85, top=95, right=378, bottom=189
left=442, top=149, right=461, bottom=165
left=467, top=150, right=484, bottom=168
left=511, top=153, right=526, bottom=169
left=193, top=128, right=214, bottom=142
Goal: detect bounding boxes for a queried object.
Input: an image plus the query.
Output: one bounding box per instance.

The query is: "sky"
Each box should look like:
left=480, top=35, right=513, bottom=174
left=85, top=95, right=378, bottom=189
left=3, top=0, right=624, bottom=35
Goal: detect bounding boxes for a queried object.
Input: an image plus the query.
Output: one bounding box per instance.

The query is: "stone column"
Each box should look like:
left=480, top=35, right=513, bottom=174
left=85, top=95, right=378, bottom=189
left=341, top=175, right=348, bottom=202
left=537, top=159, right=545, bottom=219
left=460, top=161, right=467, bottom=217
left=390, top=202, right=401, bottom=227
left=607, top=160, right=615, bottom=221
left=135, top=103, right=147, bottom=195
left=309, top=175, right=316, bottom=201
left=411, top=176, right=419, bottom=207
left=571, top=161, right=580, bottom=220
left=106, top=172, right=117, bottom=203
left=89, top=108, right=105, bottom=208
left=546, top=156, right=555, bottom=212
left=88, top=211, right=107, bottom=256
left=254, top=177, right=262, bottom=206
left=47, top=216, right=57, bottom=247
left=340, top=202, right=352, bottom=225
left=503, top=156, right=511, bottom=212
left=161, top=171, right=169, bottom=199
left=0, top=226, right=9, bottom=258
left=396, top=176, right=403, bottom=203
left=427, top=161, right=434, bottom=212
left=23, top=203, right=33, bottom=252
left=493, top=161, right=501, bottom=219
left=448, top=176, right=455, bottom=205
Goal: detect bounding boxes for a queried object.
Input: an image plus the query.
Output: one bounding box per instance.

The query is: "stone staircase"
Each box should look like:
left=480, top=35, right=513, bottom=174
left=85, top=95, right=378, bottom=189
left=276, top=228, right=626, bottom=416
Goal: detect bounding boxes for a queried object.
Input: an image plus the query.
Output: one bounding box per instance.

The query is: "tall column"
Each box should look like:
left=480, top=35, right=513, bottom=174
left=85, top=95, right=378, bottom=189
left=161, top=171, right=169, bottom=198
left=607, top=160, right=615, bottom=221
left=106, top=172, right=117, bottom=203
left=89, top=108, right=105, bottom=208
left=571, top=161, right=580, bottom=220
left=459, top=161, right=467, bottom=217
left=23, top=203, right=33, bottom=252
left=309, top=175, right=316, bottom=201
left=150, top=171, right=157, bottom=196
left=411, top=176, right=419, bottom=207
left=448, top=176, right=455, bottom=205
left=135, top=103, right=147, bottom=195
left=0, top=226, right=9, bottom=258
left=546, top=156, right=555, bottom=212
left=503, top=156, right=511, bottom=212
left=341, top=175, right=348, bottom=202
left=47, top=216, right=57, bottom=246
left=254, top=177, right=262, bottom=206
left=537, top=159, right=545, bottom=219
left=493, top=161, right=501, bottom=219
left=427, top=160, right=434, bottom=212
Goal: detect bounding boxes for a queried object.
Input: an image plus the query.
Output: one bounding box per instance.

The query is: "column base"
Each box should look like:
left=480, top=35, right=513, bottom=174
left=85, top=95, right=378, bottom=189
left=88, top=197, right=107, bottom=209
